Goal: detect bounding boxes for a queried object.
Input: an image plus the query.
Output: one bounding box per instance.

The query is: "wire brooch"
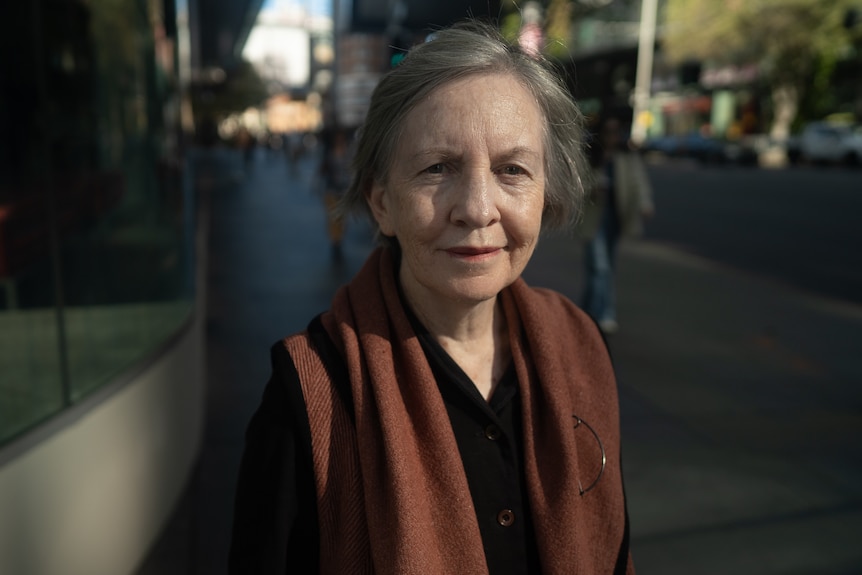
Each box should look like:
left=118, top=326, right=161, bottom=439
left=573, top=414, right=607, bottom=496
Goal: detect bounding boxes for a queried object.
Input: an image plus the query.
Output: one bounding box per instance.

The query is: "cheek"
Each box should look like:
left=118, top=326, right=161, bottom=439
left=374, top=209, right=396, bottom=237
left=392, top=195, right=441, bottom=236
left=376, top=187, right=422, bottom=238
left=510, top=193, right=545, bottom=239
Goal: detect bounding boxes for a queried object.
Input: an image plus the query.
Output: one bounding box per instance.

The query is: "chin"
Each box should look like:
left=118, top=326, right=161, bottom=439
left=444, top=276, right=515, bottom=304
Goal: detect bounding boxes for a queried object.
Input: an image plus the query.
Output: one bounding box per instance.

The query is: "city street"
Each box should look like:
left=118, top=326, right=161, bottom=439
left=528, top=159, right=862, bottom=574
left=644, top=161, right=862, bottom=305
left=139, top=148, right=862, bottom=574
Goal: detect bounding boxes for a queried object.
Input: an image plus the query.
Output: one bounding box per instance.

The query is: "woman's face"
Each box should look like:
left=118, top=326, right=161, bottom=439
left=368, top=73, right=546, bottom=309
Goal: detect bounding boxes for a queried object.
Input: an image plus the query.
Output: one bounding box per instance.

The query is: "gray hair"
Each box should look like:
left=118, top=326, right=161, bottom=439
left=340, top=19, right=588, bottom=233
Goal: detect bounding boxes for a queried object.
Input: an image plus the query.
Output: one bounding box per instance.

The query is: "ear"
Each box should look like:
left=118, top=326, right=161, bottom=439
left=366, top=180, right=397, bottom=237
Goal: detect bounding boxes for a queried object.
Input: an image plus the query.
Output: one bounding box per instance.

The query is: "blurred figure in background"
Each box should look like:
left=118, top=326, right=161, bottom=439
left=318, top=127, right=352, bottom=260
left=285, top=131, right=304, bottom=172
left=579, top=116, right=654, bottom=334
left=236, top=126, right=256, bottom=172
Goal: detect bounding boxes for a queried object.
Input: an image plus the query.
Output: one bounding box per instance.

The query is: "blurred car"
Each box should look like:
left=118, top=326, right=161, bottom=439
left=642, top=132, right=763, bottom=165
left=642, top=132, right=727, bottom=164
left=721, top=137, right=760, bottom=166
left=799, top=122, right=862, bottom=166
left=785, top=134, right=803, bottom=165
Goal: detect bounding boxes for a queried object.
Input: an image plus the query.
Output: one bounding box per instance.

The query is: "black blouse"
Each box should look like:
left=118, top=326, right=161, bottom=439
left=228, top=313, right=542, bottom=574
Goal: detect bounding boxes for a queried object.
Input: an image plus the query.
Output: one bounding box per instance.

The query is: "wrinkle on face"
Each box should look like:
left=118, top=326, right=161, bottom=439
left=368, top=73, right=547, bottom=311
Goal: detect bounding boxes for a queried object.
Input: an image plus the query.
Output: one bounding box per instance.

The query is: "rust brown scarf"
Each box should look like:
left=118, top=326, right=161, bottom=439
left=284, top=247, right=632, bottom=574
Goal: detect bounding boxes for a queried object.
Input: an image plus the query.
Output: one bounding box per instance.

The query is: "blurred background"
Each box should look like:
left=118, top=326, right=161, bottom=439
left=0, top=0, right=860, bottom=574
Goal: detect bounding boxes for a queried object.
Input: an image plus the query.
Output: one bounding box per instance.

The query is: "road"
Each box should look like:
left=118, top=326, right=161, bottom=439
left=525, top=159, right=862, bottom=575
left=644, top=162, right=862, bottom=305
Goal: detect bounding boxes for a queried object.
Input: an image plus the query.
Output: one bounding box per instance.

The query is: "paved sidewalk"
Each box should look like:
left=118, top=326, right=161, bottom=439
left=527, top=229, right=862, bottom=574
left=139, top=147, right=862, bottom=574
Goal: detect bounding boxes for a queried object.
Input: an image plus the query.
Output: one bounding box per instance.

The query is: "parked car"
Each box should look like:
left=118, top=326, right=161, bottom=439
left=785, top=135, right=803, bottom=165
left=642, top=132, right=727, bottom=164
left=799, top=122, right=862, bottom=166
left=642, top=132, right=762, bottom=165
left=721, top=136, right=760, bottom=166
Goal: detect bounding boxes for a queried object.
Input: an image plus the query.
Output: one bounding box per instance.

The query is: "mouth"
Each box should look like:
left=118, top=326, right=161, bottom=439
left=446, top=246, right=502, bottom=259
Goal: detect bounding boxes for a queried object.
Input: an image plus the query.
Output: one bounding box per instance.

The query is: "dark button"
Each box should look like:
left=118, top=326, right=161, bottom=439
left=484, top=424, right=501, bottom=441
left=497, top=509, right=515, bottom=527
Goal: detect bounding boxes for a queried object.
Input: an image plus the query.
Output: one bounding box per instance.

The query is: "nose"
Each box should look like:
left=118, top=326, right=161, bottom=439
left=450, top=167, right=501, bottom=228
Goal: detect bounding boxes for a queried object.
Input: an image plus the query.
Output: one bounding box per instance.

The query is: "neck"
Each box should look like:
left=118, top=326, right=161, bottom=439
left=403, top=285, right=510, bottom=401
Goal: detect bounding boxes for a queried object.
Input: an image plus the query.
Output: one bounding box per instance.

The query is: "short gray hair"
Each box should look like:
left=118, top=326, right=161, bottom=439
left=340, top=19, right=588, bottom=233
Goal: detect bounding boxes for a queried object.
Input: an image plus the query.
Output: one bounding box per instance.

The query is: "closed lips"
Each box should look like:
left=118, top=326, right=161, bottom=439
left=447, top=247, right=500, bottom=255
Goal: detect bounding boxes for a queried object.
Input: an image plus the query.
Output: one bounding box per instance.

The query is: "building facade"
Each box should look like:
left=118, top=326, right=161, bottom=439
left=0, top=1, right=205, bottom=573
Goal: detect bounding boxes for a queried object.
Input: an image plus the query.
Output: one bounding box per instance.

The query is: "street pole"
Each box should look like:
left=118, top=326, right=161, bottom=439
left=331, top=0, right=346, bottom=129
left=631, top=0, right=657, bottom=146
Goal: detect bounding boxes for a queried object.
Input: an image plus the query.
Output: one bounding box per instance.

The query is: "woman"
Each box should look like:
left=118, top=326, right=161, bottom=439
left=579, top=116, right=654, bottom=334
left=229, top=21, right=633, bottom=575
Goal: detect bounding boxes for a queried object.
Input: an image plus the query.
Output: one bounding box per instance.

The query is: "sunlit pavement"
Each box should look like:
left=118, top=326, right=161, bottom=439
left=528, top=173, right=862, bottom=573
left=139, top=147, right=862, bottom=574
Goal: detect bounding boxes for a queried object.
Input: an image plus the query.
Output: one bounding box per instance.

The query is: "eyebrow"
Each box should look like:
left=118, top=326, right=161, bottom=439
left=496, top=146, right=542, bottom=162
left=409, top=148, right=458, bottom=162
left=409, top=146, right=541, bottom=163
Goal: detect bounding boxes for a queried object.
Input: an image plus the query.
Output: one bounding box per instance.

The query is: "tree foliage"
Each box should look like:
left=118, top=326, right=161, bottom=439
left=192, top=59, right=270, bottom=123
left=664, top=0, right=859, bottom=83
left=662, top=0, right=862, bottom=135
left=218, top=60, right=271, bottom=114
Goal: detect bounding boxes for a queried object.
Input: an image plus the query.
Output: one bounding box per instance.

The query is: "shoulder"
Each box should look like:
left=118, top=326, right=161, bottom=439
left=514, top=283, right=614, bottom=375
left=277, top=315, right=355, bottom=423
left=259, top=315, right=340, bottom=427
left=524, top=285, right=582, bottom=314
left=521, top=285, right=603, bottom=340
left=230, top=334, right=323, bottom=573
left=275, top=316, right=340, bottom=377
left=244, top=338, right=312, bottom=450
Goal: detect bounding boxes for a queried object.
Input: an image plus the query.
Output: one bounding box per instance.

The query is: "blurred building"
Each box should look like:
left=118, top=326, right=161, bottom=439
left=0, top=0, right=251, bottom=573
left=328, top=0, right=502, bottom=129
left=332, top=33, right=389, bottom=128
left=241, top=1, right=335, bottom=93
left=554, top=0, right=648, bottom=122
left=233, top=2, right=332, bottom=138
left=565, top=1, right=862, bottom=141
left=243, top=9, right=313, bottom=91
left=560, top=1, right=760, bottom=137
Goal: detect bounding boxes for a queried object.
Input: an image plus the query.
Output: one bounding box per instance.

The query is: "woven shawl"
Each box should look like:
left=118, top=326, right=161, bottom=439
left=283, top=247, right=632, bottom=574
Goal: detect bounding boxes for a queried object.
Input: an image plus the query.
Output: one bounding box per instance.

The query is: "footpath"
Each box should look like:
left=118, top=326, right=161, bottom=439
left=139, top=146, right=862, bottom=575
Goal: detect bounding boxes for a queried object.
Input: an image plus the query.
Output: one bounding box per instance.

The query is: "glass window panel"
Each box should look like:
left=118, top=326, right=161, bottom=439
left=0, top=309, right=65, bottom=443
left=0, top=0, right=193, bottom=447
left=61, top=0, right=193, bottom=403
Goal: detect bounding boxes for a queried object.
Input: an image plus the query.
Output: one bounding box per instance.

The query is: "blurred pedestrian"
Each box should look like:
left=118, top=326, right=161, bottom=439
left=285, top=131, right=303, bottom=172
left=579, top=115, right=654, bottom=334
left=229, top=20, right=634, bottom=575
left=318, top=127, right=352, bottom=260
left=236, top=126, right=256, bottom=171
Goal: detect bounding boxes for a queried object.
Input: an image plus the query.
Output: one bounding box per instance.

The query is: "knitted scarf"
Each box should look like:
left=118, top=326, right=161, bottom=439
left=284, top=247, right=632, bottom=574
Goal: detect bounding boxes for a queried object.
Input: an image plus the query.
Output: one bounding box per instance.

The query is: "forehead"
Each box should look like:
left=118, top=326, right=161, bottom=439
left=401, top=73, right=545, bottom=143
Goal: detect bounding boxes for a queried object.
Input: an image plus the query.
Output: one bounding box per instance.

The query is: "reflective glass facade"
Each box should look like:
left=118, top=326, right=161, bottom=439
left=0, top=0, right=192, bottom=445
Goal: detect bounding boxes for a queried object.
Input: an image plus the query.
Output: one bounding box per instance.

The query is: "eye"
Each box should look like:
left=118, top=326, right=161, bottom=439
left=424, top=163, right=445, bottom=174
left=500, top=164, right=527, bottom=176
